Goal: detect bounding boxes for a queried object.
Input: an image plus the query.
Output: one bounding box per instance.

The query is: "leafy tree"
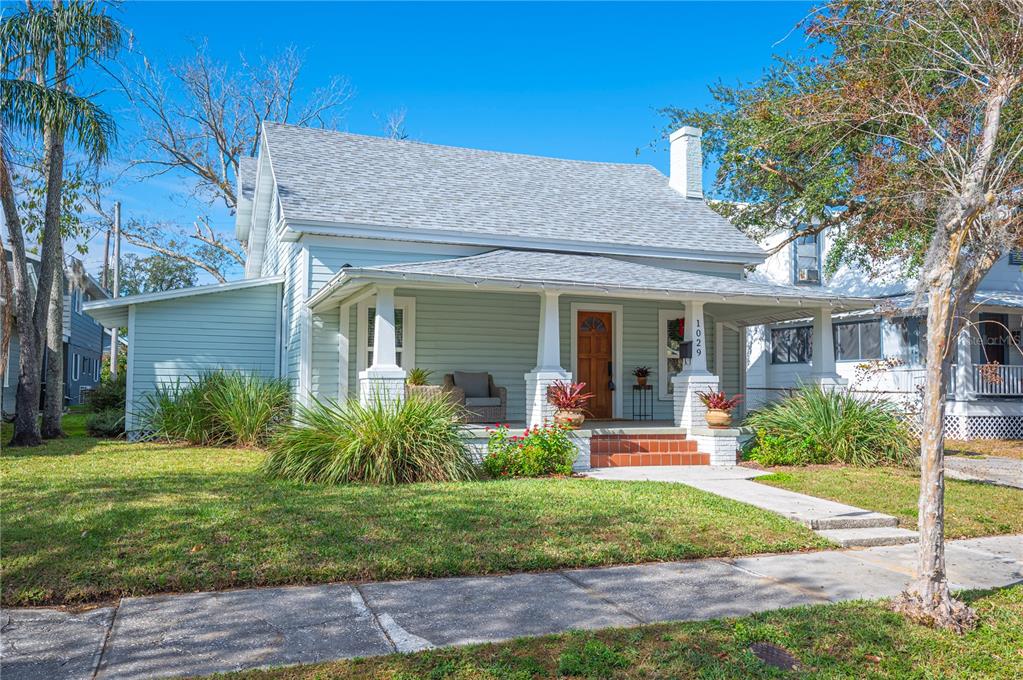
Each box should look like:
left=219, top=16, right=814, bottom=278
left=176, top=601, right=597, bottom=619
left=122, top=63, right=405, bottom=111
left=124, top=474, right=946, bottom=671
left=665, top=0, right=1022, bottom=630
left=119, top=252, right=198, bottom=296
left=1, top=0, right=123, bottom=445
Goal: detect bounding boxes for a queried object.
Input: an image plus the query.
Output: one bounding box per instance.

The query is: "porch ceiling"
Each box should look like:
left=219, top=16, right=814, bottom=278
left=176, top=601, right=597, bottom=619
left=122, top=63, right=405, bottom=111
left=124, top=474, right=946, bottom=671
left=308, top=249, right=876, bottom=317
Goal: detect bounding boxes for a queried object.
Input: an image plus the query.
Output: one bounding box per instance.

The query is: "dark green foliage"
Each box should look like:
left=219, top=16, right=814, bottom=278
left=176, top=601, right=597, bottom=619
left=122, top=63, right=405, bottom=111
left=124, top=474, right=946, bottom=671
left=745, top=385, right=915, bottom=467
left=86, top=372, right=125, bottom=412
left=482, top=424, right=576, bottom=478
left=264, top=394, right=475, bottom=485
left=138, top=371, right=290, bottom=447
left=85, top=408, right=124, bottom=438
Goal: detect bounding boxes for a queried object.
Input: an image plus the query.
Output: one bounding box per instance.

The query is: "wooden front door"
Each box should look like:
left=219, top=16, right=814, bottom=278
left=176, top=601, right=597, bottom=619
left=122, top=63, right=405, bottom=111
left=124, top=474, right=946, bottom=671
left=577, top=311, right=613, bottom=419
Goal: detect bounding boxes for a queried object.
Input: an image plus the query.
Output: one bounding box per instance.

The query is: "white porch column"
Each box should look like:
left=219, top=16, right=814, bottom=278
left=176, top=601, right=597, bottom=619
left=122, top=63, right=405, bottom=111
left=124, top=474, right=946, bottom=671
left=672, top=300, right=719, bottom=430
left=525, top=290, right=570, bottom=427
left=955, top=319, right=974, bottom=401
left=359, top=286, right=406, bottom=405
left=811, top=306, right=846, bottom=390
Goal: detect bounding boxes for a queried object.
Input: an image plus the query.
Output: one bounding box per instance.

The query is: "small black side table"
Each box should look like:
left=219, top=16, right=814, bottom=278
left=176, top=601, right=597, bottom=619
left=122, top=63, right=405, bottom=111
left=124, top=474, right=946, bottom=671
left=631, top=384, right=653, bottom=420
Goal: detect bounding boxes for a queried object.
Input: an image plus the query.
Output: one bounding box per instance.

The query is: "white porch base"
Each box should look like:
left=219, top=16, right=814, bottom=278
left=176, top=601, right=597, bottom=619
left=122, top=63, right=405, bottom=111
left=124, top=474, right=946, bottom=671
left=358, top=366, right=407, bottom=405
left=524, top=369, right=572, bottom=427
left=672, top=372, right=719, bottom=430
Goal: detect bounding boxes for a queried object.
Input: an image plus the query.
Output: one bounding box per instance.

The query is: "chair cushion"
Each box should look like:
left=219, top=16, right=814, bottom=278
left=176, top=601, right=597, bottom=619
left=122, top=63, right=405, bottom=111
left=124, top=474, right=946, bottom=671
left=453, top=371, right=490, bottom=398
left=465, top=397, right=502, bottom=408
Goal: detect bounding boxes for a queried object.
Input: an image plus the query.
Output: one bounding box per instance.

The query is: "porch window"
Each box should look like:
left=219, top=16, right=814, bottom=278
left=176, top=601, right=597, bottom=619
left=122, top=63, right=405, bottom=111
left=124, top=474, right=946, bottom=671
left=367, top=307, right=405, bottom=367
left=792, top=232, right=821, bottom=285
left=833, top=320, right=882, bottom=362
left=771, top=326, right=812, bottom=364
left=895, top=317, right=927, bottom=366
left=357, top=297, right=416, bottom=372
left=658, top=310, right=686, bottom=400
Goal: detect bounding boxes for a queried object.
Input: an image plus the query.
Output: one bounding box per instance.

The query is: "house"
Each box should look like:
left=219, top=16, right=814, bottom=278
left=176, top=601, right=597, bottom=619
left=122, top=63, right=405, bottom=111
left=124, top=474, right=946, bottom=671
left=2, top=248, right=109, bottom=414
left=84, top=123, right=872, bottom=465
left=746, top=227, right=1023, bottom=439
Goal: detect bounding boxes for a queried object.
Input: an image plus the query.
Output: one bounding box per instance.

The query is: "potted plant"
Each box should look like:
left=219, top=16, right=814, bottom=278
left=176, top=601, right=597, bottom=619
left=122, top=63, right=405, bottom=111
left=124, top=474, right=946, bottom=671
left=632, top=366, right=651, bottom=387
left=405, top=368, right=439, bottom=398
left=696, top=390, right=743, bottom=428
left=546, top=380, right=594, bottom=430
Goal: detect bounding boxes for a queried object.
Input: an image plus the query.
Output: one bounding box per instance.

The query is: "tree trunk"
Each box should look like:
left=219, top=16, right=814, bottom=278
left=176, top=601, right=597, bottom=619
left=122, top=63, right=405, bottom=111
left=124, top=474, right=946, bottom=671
left=892, top=272, right=977, bottom=632
left=1, top=150, right=43, bottom=447
left=41, top=251, right=65, bottom=439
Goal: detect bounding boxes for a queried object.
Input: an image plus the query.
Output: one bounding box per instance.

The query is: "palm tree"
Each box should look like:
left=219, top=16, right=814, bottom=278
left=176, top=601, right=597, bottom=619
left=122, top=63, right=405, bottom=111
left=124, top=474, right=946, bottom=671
left=1, top=0, right=122, bottom=445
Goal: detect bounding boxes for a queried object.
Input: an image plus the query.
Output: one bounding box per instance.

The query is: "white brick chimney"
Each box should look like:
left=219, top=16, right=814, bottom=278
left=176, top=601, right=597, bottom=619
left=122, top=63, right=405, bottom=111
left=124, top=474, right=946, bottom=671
left=669, top=126, right=703, bottom=199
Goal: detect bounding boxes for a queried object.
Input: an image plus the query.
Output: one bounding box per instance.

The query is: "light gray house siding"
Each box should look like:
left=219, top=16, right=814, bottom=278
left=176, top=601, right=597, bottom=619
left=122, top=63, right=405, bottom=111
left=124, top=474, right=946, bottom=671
left=305, top=238, right=489, bottom=404
left=126, top=282, right=281, bottom=433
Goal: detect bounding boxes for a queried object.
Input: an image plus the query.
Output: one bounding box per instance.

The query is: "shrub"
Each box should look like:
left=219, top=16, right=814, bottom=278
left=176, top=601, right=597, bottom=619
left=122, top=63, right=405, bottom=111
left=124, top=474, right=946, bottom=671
left=744, top=384, right=915, bottom=466
left=744, top=429, right=806, bottom=466
left=202, top=372, right=291, bottom=447
left=264, top=394, right=475, bottom=485
left=482, top=423, right=576, bottom=477
left=546, top=381, right=593, bottom=411
left=86, top=372, right=126, bottom=412
left=86, top=409, right=125, bottom=438
left=138, top=371, right=291, bottom=447
left=696, top=389, right=743, bottom=412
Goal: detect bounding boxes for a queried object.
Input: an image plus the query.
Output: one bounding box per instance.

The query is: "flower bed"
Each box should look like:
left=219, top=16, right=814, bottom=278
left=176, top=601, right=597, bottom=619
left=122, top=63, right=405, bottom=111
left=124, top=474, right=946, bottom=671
left=482, top=423, right=577, bottom=477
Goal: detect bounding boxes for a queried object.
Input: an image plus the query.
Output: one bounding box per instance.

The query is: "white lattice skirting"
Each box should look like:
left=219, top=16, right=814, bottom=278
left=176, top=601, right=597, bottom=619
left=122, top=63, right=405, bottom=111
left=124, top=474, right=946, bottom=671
left=943, top=415, right=1023, bottom=440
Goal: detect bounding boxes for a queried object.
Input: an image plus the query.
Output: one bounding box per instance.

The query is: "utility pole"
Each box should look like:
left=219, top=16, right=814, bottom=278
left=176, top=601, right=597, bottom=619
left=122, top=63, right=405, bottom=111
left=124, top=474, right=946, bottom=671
left=109, top=202, right=121, bottom=378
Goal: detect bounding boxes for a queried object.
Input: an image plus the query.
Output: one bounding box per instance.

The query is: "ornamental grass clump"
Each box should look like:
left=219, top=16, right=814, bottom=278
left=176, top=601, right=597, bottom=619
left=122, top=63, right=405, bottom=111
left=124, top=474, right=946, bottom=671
left=139, top=371, right=291, bottom=447
left=744, top=384, right=915, bottom=467
left=264, top=394, right=475, bottom=485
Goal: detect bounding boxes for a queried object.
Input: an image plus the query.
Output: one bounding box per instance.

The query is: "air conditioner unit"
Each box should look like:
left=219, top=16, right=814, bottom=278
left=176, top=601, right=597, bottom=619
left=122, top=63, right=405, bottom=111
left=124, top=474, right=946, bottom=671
left=798, top=268, right=820, bottom=283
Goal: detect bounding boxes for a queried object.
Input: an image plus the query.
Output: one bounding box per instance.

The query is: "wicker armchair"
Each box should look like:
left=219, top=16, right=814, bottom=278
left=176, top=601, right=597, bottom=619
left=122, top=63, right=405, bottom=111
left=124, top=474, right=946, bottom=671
left=443, top=372, right=507, bottom=424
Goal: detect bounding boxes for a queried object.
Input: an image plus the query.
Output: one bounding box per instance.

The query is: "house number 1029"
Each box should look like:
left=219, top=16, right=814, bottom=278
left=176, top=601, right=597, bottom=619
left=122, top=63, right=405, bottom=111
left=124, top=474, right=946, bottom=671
left=694, top=319, right=703, bottom=356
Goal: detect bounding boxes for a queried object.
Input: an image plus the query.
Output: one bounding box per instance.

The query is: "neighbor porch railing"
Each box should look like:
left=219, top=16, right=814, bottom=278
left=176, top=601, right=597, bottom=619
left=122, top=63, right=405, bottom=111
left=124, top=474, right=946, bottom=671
left=972, top=364, right=1023, bottom=397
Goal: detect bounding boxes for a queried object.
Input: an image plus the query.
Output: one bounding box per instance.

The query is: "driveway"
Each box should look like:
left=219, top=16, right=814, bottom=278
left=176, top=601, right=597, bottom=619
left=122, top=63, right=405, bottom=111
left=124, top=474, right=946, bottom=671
left=946, top=455, right=1023, bottom=489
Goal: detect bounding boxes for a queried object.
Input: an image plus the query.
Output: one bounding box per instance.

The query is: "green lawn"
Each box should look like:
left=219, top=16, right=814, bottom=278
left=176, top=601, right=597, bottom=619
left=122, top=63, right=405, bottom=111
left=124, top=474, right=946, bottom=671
left=221, top=586, right=1022, bottom=679
left=757, top=466, right=1023, bottom=539
left=1, top=427, right=827, bottom=607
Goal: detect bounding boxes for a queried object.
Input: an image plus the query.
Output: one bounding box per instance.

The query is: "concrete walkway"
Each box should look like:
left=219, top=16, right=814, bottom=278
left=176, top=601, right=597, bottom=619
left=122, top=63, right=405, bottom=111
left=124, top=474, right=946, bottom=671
left=946, top=455, right=1023, bottom=489
left=585, top=466, right=918, bottom=546
left=2, top=535, right=1021, bottom=680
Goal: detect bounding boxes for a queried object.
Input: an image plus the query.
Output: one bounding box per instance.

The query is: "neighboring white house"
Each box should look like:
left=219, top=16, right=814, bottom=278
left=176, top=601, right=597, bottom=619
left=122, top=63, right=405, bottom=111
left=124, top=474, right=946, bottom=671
left=85, top=122, right=874, bottom=466
left=746, top=226, right=1023, bottom=439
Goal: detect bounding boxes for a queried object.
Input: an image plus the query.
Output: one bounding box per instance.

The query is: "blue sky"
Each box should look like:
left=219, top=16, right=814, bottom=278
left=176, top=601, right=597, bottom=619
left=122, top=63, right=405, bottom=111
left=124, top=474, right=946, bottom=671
left=85, top=1, right=814, bottom=277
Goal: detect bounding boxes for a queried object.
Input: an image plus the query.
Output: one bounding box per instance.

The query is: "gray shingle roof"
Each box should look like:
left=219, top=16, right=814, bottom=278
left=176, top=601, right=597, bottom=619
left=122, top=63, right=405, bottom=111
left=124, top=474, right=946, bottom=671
left=238, top=156, right=258, bottom=201
left=261, top=122, right=765, bottom=260
left=362, top=249, right=864, bottom=303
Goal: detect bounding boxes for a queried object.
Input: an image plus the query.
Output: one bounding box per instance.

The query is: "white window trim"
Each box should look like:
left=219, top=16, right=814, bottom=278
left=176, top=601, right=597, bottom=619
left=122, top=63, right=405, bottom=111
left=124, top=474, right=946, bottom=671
left=94, top=356, right=101, bottom=380
left=339, top=303, right=351, bottom=399
left=834, top=319, right=884, bottom=363
left=658, top=307, right=687, bottom=401
left=356, top=296, right=416, bottom=374
left=569, top=302, right=623, bottom=418
left=71, top=352, right=80, bottom=381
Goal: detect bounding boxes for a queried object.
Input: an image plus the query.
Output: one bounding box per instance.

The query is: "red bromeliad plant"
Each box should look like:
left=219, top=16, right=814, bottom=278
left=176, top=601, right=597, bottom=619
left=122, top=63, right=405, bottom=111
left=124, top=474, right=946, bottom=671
left=546, top=380, right=593, bottom=411
left=696, top=390, right=743, bottom=412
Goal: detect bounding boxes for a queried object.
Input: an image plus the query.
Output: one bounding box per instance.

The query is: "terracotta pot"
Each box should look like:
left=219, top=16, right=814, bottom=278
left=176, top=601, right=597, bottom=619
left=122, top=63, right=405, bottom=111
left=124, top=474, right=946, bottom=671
left=636, top=375, right=648, bottom=386
left=554, top=409, right=585, bottom=430
left=704, top=408, right=732, bottom=429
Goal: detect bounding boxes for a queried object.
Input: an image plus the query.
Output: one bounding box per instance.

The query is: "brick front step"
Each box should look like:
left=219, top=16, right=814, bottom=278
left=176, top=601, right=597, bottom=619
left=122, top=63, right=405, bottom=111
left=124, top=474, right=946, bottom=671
left=590, top=434, right=709, bottom=467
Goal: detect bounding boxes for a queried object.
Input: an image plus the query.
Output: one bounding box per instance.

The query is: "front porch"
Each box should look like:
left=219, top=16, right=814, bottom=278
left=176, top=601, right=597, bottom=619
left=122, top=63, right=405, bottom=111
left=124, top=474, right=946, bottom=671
left=306, top=250, right=871, bottom=464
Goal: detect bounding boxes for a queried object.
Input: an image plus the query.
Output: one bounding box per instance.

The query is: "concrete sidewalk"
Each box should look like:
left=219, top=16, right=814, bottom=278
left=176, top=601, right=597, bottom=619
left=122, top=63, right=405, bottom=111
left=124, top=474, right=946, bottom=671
left=585, top=466, right=918, bottom=546
left=946, top=455, right=1023, bottom=489
left=2, top=535, right=1021, bottom=680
